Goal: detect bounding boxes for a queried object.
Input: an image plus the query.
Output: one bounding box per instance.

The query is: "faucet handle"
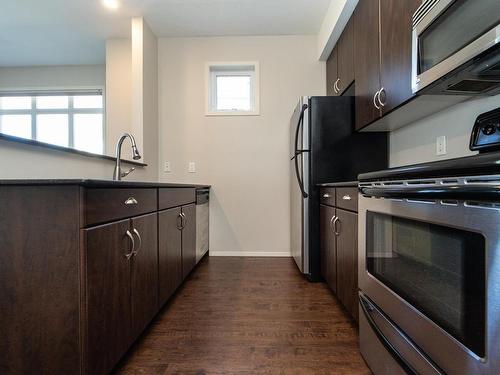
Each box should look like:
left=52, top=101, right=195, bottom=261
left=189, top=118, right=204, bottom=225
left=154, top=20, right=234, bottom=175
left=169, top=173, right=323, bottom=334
left=121, top=167, right=135, bottom=178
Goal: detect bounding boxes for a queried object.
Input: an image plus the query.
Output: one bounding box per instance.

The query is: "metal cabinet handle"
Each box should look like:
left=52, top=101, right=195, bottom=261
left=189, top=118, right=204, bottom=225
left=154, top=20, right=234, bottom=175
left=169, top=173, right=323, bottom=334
left=181, top=212, right=187, bottom=228
left=323, top=193, right=331, bottom=198
left=176, top=213, right=183, bottom=230
left=334, top=78, right=340, bottom=94
left=124, top=230, right=135, bottom=259
left=378, top=87, right=387, bottom=107
left=337, top=78, right=342, bottom=93
left=342, top=195, right=352, bottom=201
left=132, top=228, right=142, bottom=256
left=329, top=215, right=337, bottom=232
left=124, top=197, right=138, bottom=205
left=373, top=89, right=381, bottom=110
left=333, top=216, right=340, bottom=236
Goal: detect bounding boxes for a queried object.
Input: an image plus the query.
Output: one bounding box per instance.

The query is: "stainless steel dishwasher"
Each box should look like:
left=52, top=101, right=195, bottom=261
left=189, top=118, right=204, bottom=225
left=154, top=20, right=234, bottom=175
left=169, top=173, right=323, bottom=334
left=196, top=188, right=209, bottom=262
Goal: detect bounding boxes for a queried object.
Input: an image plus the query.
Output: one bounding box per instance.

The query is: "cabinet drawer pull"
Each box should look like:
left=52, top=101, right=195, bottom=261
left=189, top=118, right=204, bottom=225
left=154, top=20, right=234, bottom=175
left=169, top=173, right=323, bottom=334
left=342, top=195, right=352, bottom=201
left=323, top=193, right=332, bottom=198
left=177, top=213, right=183, bottom=230
left=124, top=230, right=135, bottom=259
left=329, top=215, right=337, bottom=232
left=124, top=197, right=138, bottom=205
left=378, top=87, right=387, bottom=107
left=334, top=78, right=340, bottom=94
left=181, top=212, right=187, bottom=228
left=132, top=228, right=142, bottom=256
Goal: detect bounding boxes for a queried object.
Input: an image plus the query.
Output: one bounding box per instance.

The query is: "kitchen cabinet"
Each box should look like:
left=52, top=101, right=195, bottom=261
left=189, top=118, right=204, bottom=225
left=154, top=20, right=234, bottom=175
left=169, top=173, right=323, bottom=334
left=326, top=45, right=338, bottom=96
left=158, top=207, right=183, bottom=306
left=354, top=0, right=420, bottom=130
left=326, top=17, right=355, bottom=96
left=0, top=182, right=207, bottom=374
left=319, top=186, right=359, bottom=322
left=320, top=204, right=337, bottom=293
left=182, top=203, right=197, bottom=279
left=336, top=208, right=359, bottom=322
left=86, top=219, right=133, bottom=375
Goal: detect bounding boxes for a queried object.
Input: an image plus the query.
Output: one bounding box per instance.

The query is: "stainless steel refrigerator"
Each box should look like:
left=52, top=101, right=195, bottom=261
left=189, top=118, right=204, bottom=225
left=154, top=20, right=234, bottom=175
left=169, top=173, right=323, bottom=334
left=290, top=96, right=388, bottom=281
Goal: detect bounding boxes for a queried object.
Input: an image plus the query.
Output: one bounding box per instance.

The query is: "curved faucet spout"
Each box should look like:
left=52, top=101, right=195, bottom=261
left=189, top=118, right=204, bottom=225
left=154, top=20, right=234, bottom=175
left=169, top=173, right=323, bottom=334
left=113, top=133, right=142, bottom=181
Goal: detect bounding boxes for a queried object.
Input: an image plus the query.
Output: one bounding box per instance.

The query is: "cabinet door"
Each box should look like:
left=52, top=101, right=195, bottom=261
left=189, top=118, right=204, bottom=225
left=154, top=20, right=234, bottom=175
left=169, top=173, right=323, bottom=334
left=182, top=203, right=197, bottom=279
left=158, top=207, right=183, bottom=306
left=85, top=219, right=132, bottom=375
left=337, top=17, right=355, bottom=95
left=326, top=45, right=339, bottom=96
left=354, top=0, right=382, bottom=130
left=131, top=212, right=158, bottom=338
left=379, top=0, right=420, bottom=113
left=336, top=209, right=359, bottom=322
left=320, top=205, right=337, bottom=293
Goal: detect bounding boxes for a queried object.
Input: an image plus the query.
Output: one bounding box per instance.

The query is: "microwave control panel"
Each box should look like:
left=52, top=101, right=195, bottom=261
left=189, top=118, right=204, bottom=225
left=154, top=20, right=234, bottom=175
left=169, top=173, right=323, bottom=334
left=470, top=107, right=500, bottom=153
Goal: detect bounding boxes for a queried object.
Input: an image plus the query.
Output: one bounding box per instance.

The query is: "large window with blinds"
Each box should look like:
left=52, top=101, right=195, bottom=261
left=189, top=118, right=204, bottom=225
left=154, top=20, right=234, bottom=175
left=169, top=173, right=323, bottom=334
left=0, top=90, right=104, bottom=154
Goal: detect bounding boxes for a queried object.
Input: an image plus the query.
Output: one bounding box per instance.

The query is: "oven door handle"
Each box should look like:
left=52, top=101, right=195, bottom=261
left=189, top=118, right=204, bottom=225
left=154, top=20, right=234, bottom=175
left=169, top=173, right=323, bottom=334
left=360, top=295, right=419, bottom=375
left=359, top=185, right=500, bottom=200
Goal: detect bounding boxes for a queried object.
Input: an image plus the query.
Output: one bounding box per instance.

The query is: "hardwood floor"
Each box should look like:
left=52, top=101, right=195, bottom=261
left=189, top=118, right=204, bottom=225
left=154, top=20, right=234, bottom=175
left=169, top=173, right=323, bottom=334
left=114, top=256, right=370, bottom=374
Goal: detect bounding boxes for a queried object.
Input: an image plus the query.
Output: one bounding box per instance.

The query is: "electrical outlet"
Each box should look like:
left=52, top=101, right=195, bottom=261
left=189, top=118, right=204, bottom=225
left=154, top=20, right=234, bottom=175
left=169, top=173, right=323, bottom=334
left=436, top=136, right=447, bottom=156
left=164, top=161, right=171, bottom=173
left=188, top=162, right=196, bottom=173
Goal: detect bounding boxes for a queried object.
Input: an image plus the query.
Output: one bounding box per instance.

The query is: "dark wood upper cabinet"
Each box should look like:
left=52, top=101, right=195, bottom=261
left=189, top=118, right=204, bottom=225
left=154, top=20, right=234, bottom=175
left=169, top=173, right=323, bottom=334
left=85, top=219, right=133, bottom=375
left=131, top=213, right=159, bottom=339
left=354, top=0, right=382, bottom=130
left=326, top=45, right=339, bottom=96
left=337, top=17, right=355, bottom=95
left=336, top=209, right=359, bottom=322
left=158, top=207, right=183, bottom=306
left=320, top=204, right=337, bottom=293
left=379, top=0, right=421, bottom=113
left=182, top=203, right=197, bottom=279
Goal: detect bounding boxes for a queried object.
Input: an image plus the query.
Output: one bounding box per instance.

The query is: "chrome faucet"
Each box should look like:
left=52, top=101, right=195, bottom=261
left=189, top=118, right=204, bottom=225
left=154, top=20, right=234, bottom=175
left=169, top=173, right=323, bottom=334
left=113, top=133, right=142, bottom=181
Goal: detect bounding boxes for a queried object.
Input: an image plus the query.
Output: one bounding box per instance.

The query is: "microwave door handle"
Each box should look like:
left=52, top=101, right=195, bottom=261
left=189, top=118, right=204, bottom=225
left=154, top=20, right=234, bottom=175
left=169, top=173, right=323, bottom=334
left=359, top=295, right=419, bottom=375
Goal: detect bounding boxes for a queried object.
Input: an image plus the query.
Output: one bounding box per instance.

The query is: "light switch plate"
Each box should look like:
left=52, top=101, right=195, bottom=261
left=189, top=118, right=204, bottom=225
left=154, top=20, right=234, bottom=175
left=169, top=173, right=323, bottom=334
left=436, top=136, right=447, bottom=155
left=188, top=162, right=196, bottom=173
left=164, top=161, right=171, bottom=173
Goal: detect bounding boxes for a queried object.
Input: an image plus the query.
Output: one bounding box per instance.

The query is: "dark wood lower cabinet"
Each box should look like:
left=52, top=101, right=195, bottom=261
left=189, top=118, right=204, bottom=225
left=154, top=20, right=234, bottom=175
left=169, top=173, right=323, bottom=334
left=182, top=203, right=197, bottom=279
left=320, top=205, right=337, bottom=293
left=85, top=219, right=133, bottom=375
left=158, top=207, right=183, bottom=305
left=131, top=213, right=159, bottom=338
left=336, top=209, right=359, bottom=322
left=319, top=188, right=359, bottom=322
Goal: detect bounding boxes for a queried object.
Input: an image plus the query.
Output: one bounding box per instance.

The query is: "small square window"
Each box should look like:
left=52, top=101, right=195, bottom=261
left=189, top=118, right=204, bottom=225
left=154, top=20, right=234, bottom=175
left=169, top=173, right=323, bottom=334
left=206, top=62, right=259, bottom=116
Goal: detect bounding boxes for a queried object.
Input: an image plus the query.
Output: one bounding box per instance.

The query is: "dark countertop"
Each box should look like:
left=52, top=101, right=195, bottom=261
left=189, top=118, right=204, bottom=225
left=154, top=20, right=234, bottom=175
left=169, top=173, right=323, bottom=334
left=0, top=179, right=211, bottom=189
left=359, top=151, right=500, bottom=181
left=317, top=181, right=358, bottom=188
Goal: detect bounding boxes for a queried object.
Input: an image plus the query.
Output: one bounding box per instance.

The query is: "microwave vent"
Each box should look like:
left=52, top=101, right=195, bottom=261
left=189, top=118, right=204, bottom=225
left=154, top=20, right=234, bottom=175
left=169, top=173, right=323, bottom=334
left=445, top=79, right=500, bottom=93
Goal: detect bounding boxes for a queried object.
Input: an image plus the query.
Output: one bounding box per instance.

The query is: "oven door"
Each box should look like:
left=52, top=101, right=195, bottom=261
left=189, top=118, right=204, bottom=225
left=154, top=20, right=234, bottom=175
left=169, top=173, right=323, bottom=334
left=359, top=185, right=499, bottom=374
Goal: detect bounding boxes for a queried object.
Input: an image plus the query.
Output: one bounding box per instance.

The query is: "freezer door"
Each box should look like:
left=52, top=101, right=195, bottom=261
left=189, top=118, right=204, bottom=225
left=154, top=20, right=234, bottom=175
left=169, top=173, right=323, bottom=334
left=290, top=98, right=310, bottom=274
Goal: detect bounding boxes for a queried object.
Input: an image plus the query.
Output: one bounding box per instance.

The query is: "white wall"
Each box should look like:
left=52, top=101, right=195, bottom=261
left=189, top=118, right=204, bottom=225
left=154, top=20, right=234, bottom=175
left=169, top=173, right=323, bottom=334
left=158, top=35, right=325, bottom=256
left=390, top=94, right=500, bottom=167
left=0, top=65, right=105, bottom=90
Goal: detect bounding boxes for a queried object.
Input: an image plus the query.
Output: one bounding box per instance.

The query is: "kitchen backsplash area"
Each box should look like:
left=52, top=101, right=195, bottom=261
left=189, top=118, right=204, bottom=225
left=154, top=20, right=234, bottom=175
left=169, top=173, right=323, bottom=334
left=390, top=93, right=500, bottom=168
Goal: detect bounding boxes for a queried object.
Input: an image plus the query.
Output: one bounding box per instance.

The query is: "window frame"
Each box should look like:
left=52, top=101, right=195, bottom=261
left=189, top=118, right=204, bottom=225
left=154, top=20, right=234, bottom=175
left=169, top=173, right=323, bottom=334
left=205, top=62, right=260, bottom=116
left=0, top=87, right=106, bottom=154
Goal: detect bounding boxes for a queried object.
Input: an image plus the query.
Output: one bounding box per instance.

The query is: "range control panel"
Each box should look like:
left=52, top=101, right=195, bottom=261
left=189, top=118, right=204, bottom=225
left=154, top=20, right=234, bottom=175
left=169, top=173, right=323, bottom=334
left=470, top=107, right=500, bottom=153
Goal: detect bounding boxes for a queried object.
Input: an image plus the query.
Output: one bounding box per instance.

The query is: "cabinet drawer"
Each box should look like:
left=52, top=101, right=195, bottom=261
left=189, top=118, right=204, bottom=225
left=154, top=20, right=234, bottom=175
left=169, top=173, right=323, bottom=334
left=319, top=188, right=336, bottom=207
left=84, top=188, right=157, bottom=226
left=159, top=188, right=196, bottom=210
left=336, top=187, right=358, bottom=212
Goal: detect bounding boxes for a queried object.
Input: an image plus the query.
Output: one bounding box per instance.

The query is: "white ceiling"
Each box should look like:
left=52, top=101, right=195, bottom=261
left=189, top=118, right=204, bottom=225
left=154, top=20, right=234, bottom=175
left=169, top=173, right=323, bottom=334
left=0, top=0, right=331, bottom=66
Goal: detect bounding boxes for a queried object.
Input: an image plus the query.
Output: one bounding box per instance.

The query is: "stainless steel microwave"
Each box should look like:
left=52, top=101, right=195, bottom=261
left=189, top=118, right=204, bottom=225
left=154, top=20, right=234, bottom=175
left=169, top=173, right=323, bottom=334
left=412, top=0, right=500, bottom=96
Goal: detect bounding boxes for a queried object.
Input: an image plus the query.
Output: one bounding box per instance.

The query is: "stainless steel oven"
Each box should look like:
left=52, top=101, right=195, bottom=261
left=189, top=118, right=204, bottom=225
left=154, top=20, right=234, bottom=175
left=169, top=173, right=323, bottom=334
left=358, top=175, right=500, bottom=374
left=412, top=0, right=500, bottom=95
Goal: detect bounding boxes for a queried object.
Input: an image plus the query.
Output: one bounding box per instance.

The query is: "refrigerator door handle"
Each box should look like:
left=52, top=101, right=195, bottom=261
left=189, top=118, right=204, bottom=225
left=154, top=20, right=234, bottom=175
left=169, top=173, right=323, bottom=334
left=294, top=104, right=309, bottom=198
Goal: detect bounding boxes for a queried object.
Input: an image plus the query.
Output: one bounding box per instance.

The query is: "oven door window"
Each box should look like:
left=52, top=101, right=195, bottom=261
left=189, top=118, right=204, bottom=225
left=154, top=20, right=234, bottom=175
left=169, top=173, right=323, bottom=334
left=366, top=212, right=486, bottom=358
left=418, top=0, right=500, bottom=74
